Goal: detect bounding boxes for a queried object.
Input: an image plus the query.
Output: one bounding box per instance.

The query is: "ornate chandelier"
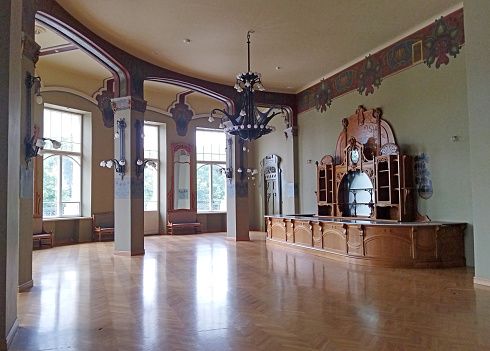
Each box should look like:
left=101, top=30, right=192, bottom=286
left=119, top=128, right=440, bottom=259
left=210, top=31, right=283, bottom=141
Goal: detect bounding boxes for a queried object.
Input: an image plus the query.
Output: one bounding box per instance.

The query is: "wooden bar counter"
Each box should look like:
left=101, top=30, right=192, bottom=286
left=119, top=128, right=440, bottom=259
left=265, top=215, right=466, bottom=268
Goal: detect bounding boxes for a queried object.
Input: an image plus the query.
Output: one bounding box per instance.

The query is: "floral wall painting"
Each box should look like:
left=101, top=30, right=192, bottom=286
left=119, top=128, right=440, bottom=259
left=297, top=8, right=464, bottom=114
left=315, top=79, right=333, bottom=112
left=357, top=55, right=382, bottom=96
left=415, top=153, right=433, bottom=199
left=424, top=16, right=462, bottom=69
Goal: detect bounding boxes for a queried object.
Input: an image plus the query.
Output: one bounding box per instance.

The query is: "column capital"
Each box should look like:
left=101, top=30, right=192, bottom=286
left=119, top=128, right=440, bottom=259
left=21, top=32, right=40, bottom=65
left=111, top=96, right=147, bottom=113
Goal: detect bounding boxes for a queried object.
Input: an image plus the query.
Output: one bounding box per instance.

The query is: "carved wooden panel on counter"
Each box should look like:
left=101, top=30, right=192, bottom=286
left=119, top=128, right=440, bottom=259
left=265, top=215, right=466, bottom=268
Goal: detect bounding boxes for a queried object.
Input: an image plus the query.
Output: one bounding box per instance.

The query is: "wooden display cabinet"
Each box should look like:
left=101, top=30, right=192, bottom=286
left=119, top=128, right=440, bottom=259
left=316, top=106, right=419, bottom=222
left=268, top=105, right=465, bottom=269
left=316, top=155, right=335, bottom=216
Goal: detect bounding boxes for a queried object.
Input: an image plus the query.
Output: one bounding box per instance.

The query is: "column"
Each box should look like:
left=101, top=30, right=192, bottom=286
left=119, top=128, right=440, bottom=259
left=226, top=136, right=250, bottom=241
left=111, top=96, right=147, bottom=255
left=0, top=0, right=25, bottom=349
left=17, top=31, right=39, bottom=292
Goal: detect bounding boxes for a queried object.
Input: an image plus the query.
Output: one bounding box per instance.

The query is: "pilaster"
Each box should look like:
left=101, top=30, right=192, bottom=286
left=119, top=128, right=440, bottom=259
left=18, top=31, right=39, bottom=291
left=226, top=136, right=250, bottom=241
left=111, top=96, right=147, bottom=255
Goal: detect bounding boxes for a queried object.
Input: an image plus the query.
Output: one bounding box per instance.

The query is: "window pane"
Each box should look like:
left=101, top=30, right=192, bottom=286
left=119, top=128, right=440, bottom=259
left=196, top=164, right=210, bottom=211
left=43, top=155, right=60, bottom=217
left=43, top=108, right=81, bottom=153
left=212, top=165, right=226, bottom=211
left=144, top=167, right=158, bottom=211
left=144, top=125, right=159, bottom=159
left=61, top=156, right=81, bottom=204
left=196, top=129, right=226, bottom=162
left=62, top=203, right=80, bottom=216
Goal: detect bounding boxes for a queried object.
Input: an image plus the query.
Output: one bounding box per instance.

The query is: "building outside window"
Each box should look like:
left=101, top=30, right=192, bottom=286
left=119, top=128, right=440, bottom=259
left=144, top=124, right=159, bottom=211
left=42, top=107, right=82, bottom=217
left=196, top=128, right=227, bottom=212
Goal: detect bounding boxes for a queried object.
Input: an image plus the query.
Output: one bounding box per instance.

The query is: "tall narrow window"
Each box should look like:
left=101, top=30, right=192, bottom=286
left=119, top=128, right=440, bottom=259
left=42, top=107, right=82, bottom=217
left=196, top=128, right=226, bottom=212
left=144, top=124, right=159, bottom=211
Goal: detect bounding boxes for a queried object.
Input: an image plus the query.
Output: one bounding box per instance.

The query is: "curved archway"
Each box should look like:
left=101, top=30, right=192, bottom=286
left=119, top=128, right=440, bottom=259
left=35, top=12, right=129, bottom=97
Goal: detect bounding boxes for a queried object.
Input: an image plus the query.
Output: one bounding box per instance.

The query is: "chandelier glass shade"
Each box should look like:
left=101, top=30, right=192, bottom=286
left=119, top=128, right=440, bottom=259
left=210, top=31, right=282, bottom=141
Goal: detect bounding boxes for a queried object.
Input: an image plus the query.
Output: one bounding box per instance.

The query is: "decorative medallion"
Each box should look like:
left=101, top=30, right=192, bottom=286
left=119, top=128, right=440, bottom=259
left=356, top=105, right=366, bottom=125
left=315, top=79, right=333, bottom=112
left=386, top=40, right=415, bottom=69
left=357, top=55, right=382, bottom=96
left=424, top=16, right=462, bottom=69
left=170, top=101, right=194, bottom=137
left=21, top=33, right=40, bottom=65
left=342, top=118, right=349, bottom=131
left=110, top=96, right=147, bottom=114
left=380, top=143, right=399, bottom=155
left=335, top=71, right=354, bottom=94
left=96, top=87, right=114, bottom=128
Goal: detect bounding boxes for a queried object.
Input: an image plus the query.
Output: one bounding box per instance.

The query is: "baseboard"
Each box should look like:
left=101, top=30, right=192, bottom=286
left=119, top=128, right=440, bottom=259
left=2, top=317, right=19, bottom=351
left=474, top=277, right=490, bottom=288
left=226, top=236, right=250, bottom=242
left=114, top=249, right=145, bottom=256
left=18, top=279, right=33, bottom=292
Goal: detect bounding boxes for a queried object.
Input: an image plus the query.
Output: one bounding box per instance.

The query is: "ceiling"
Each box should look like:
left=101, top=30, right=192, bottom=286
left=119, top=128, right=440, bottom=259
left=37, top=0, right=462, bottom=94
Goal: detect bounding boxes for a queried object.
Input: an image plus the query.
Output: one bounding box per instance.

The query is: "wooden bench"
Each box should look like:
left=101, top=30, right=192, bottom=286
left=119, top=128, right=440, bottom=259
left=33, top=217, right=53, bottom=248
left=92, top=212, right=114, bottom=241
left=167, top=209, right=202, bottom=234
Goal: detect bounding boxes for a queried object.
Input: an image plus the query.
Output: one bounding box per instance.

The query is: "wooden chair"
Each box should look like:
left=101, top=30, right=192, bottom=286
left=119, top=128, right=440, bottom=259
left=92, top=212, right=115, bottom=241
left=33, top=217, right=53, bottom=248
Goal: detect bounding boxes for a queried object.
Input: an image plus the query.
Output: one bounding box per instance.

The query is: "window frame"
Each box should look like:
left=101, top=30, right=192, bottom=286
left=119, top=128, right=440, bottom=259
left=196, top=128, right=227, bottom=213
left=143, top=124, right=159, bottom=212
left=42, top=106, right=83, bottom=218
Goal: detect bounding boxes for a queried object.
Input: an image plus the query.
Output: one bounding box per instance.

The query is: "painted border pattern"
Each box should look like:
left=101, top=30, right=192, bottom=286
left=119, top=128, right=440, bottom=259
left=298, top=8, right=464, bottom=114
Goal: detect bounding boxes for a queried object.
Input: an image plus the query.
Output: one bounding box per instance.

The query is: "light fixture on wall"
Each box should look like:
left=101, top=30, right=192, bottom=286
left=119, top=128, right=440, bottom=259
left=135, top=158, right=157, bottom=176
left=100, top=118, right=126, bottom=179
left=24, top=72, right=59, bottom=167
left=209, top=31, right=283, bottom=141
left=134, top=120, right=157, bottom=177
left=26, top=72, right=44, bottom=105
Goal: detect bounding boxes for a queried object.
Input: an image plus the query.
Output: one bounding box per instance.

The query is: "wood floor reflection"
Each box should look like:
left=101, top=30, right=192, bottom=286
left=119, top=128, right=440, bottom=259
left=11, top=232, right=490, bottom=351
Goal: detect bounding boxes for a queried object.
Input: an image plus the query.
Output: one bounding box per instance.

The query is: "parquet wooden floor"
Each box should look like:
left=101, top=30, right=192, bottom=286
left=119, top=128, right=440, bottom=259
left=10, top=232, right=490, bottom=351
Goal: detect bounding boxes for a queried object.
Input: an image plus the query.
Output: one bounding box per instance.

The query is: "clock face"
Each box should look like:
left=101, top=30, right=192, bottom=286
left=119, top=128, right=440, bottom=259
left=350, top=149, right=360, bottom=163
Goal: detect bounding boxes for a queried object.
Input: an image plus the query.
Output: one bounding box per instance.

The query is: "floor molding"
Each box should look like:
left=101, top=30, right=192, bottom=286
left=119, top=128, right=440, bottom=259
left=4, top=318, right=19, bottom=351
left=18, top=279, right=33, bottom=293
left=474, top=277, right=490, bottom=288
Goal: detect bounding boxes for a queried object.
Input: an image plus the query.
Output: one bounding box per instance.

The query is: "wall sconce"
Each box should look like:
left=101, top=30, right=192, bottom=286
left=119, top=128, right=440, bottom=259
left=225, top=137, right=233, bottom=180
left=246, top=168, right=259, bottom=181
left=133, top=119, right=158, bottom=177
left=24, top=72, right=58, bottom=167
left=100, top=118, right=126, bottom=179
left=135, top=158, right=157, bottom=176
left=217, top=165, right=233, bottom=180
left=26, top=72, right=43, bottom=105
